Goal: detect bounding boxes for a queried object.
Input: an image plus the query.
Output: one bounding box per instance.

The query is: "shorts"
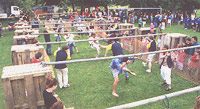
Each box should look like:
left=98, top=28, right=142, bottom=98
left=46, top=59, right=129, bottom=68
left=143, top=21, right=146, bottom=25
left=78, top=30, right=82, bottom=35
left=147, top=54, right=155, bottom=62
left=111, top=68, right=119, bottom=78
left=90, top=43, right=100, bottom=50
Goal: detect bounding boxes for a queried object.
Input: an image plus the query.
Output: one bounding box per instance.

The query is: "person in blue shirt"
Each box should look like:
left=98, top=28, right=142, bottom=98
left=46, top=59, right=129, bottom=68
left=197, top=18, right=200, bottom=32
left=184, top=16, right=188, bottom=29
left=187, top=17, right=191, bottom=29
left=110, top=57, right=136, bottom=97
left=55, top=45, right=70, bottom=88
left=191, top=36, right=200, bottom=56
left=193, top=16, right=198, bottom=32
left=101, top=39, right=130, bottom=80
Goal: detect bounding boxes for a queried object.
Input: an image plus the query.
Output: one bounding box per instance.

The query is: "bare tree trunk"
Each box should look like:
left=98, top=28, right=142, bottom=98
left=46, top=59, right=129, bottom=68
left=72, top=3, right=75, bottom=12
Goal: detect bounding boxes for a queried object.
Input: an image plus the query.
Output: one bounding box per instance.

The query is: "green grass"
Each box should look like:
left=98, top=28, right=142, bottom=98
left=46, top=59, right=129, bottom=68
left=0, top=20, right=16, bottom=109
left=0, top=22, right=200, bottom=109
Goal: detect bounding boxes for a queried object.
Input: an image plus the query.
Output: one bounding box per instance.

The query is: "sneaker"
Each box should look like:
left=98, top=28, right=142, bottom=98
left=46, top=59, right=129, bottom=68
left=161, top=82, right=167, bottom=86
left=146, top=69, right=151, bottom=73
left=142, top=62, right=146, bottom=67
left=63, top=84, right=70, bottom=88
left=125, top=76, right=129, bottom=80
left=165, top=88, right=171, bottom=91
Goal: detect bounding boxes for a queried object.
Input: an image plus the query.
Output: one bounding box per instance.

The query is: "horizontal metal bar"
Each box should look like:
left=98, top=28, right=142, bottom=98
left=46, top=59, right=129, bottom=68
left=36, top=23, right=116, bottom=30
left=38, top=18, right=97, bottom=21
left=108, top=8, right=162, bottom=10
left=36, top=33, right=166, bottom=45
left=38, top=12, right=77, bottom=16
left=34, top=21, right=112, bottom=25
left=41, top=45, right=200, bottom=65
left=107, top=85, right=200, bottom=109
left=32, top=28, right=138, bottom=35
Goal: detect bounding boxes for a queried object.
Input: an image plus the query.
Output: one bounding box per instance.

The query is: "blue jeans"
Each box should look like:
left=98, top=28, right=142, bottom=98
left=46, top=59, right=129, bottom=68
left=154, top=22, right=158, bottom=28
left=46, top=44, right=52, bottom=55
left=55, top=34, right=61, bottom=41
left=184, top=23, right=187, bottom=28
left=123, top=65, right=129, bottom=77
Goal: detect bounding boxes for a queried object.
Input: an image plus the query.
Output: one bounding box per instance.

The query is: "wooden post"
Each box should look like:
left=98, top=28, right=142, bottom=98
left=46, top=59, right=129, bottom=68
left=12, top=51, right=18, bottom=65
left=171, top=37, right=176, bottom=49
left=2, top=78, right=14, bottom=109
left=25, top=75, right=37, bottom=109
left=25, top=50, right=31, bottom=64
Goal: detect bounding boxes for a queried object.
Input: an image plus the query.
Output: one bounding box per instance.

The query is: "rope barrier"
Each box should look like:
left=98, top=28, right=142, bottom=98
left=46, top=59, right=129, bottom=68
left=32, top=28, right=139, bottom=35
left=40, top=45, right=200, bottom=65
left=36, top=33, right=166, bottom=45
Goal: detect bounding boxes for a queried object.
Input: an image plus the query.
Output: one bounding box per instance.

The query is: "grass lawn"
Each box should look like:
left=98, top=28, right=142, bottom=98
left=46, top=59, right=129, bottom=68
left=0, top=21, right=200, bottom=109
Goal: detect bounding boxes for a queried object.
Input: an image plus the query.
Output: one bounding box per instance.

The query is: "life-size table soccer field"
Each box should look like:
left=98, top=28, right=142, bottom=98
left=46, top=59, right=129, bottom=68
left=0, top=21, right=200, bottom=108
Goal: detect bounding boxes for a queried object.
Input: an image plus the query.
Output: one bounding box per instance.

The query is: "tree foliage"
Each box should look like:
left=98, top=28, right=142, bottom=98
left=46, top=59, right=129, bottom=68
left=5, top=0, right=200, bottom=13
left=112, top=0, right=200, bottom=12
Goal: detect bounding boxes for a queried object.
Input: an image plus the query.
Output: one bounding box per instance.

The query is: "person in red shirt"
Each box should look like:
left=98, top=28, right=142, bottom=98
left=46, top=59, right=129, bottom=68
left=189, top=51, right=200, bottom=79
left=31, top=52, right=43, bottom=63
left=177, top=49, right=185, bottom=71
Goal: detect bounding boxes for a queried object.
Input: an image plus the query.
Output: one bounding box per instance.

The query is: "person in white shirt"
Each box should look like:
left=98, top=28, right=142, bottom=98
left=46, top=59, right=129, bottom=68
left=75, top=23, right=85, bottom=39
left=88, top=33, right=100, bottom=58
left=64, top=33, right=79, bottom=59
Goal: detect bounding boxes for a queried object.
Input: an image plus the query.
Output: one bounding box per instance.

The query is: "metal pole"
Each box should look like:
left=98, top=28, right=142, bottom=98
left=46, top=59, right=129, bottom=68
left=35, top=23, right=116, bottom=29
left=108, top=8, right=162, bottom=10
left=38, top=12, right=77, bottom=18
left=35, top=20, right=113, bottom=25
left=36, top=33, right=166, bottom=45
left=38, top=18, right=97, bottom=21
left=41, top=45, right=200, bottom=65
left=107, top=86, right=200, bottom=109
left=32, top=28, right=138, bottom=35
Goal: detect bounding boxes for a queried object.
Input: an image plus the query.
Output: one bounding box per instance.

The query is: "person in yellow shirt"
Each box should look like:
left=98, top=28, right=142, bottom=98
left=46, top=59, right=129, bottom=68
left=142, top=36, right=157, bottom=73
